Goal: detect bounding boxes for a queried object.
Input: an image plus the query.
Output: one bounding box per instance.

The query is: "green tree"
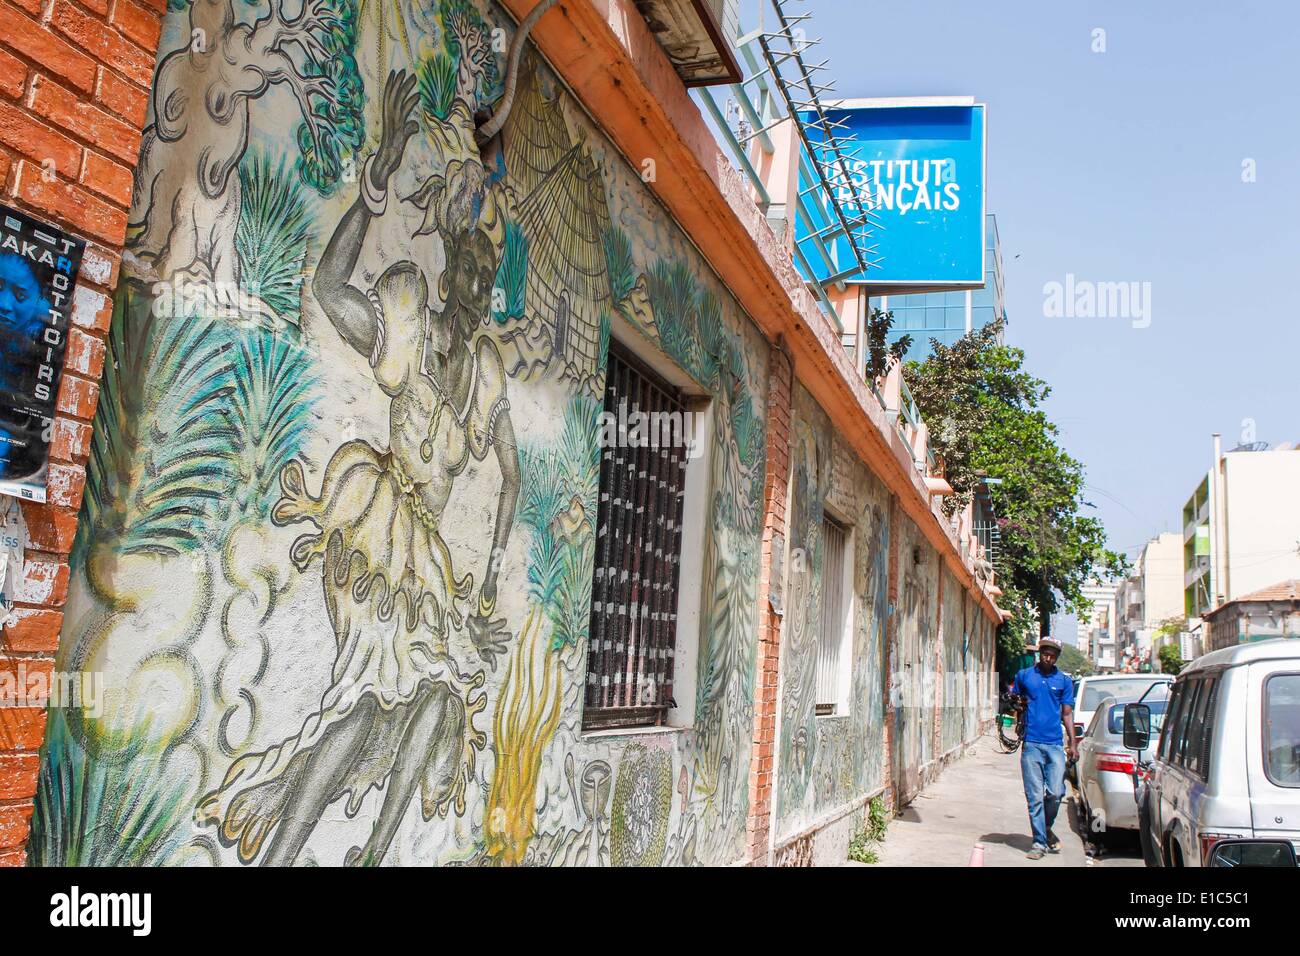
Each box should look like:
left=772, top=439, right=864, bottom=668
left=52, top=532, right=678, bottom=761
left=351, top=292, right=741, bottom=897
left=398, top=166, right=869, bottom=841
left=1058, top=642, right=1094, bottom=677
left=1153, top=616, right=1186, bottom=674
left=906, top=320, right=1126, bottom=656
left=864, top=307, right=912, bottom=382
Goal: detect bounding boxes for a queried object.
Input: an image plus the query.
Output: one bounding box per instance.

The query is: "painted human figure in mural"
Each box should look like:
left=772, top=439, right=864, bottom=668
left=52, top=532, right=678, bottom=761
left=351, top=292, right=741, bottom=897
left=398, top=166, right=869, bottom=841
left=197, top=70, right=520, bottom=866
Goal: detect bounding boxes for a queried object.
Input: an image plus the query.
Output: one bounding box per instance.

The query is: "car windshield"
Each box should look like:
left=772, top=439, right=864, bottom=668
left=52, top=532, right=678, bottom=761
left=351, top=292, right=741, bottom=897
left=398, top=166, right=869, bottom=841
left=1264, top=674, right=1300, bottom=786
left=1107, top=699, right=1168, bottom=736
left=1082, top=679, right=1169, bottom=711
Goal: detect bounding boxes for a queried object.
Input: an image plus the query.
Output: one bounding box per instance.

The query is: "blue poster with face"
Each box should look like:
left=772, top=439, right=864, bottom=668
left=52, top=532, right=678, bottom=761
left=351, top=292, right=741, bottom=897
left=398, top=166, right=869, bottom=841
left=0, top=205, right=85, bottom=502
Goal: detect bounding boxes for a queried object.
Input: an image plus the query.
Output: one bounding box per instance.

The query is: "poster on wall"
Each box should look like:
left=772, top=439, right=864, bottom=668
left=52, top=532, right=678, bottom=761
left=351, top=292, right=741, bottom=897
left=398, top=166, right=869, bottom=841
left=0, top=204, right=85, bottom=503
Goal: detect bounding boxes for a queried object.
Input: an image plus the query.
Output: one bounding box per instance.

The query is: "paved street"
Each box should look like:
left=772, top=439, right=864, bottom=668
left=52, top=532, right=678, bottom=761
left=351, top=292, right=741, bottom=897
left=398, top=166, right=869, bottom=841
left=870, top=733, right=1144, bottom=867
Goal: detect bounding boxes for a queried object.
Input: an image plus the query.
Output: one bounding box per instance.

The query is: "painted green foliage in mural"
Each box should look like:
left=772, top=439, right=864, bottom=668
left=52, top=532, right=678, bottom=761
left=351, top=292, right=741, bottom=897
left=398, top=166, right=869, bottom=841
left=75, top=286, right=318, bottom=563
left=517, top=396, right=600, bottom=650
left=29, top=712, right=194, bottom=867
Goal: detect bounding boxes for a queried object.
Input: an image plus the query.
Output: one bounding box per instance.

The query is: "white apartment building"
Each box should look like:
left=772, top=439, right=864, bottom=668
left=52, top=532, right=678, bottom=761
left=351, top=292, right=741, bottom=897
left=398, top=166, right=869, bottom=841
left=1081, top=579, right=1120, bottom=671
left=1115, top=533, right=1185, bottom=669
left=1183, top=440, right=1300, bottom=620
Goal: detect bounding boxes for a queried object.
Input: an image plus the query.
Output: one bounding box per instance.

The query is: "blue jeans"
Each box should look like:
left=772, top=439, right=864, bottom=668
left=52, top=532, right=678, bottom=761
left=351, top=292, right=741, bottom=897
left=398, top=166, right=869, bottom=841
left=1020, top=741, right=1066, bottom=849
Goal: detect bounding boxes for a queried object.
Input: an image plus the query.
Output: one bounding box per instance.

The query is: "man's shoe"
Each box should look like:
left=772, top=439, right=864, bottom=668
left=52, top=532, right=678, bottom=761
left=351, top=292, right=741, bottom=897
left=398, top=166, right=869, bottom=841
left=1027, top=846, right=1046, bottom=860
left=1047, top=830, right=1061, bottom=853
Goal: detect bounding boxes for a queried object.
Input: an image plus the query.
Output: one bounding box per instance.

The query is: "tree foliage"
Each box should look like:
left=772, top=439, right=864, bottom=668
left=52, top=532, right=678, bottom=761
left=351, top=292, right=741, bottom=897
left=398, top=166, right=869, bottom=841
left=906, top=320, right=1126, bottom=650
left=296, top=0, right=366, bottom=195
left=863, top=307, right=912, bottom=382
left=1058, top=642, right=1094, bottom=677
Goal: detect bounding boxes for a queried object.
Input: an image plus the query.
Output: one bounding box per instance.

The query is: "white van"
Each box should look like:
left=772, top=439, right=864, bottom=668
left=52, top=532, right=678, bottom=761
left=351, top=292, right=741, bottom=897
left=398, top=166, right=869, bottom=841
left=1133, top=638, right=1300, bottom=867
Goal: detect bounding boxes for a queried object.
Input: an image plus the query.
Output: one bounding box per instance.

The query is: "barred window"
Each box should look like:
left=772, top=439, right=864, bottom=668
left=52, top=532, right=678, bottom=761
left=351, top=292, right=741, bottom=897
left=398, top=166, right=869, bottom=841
left=816, top=514, right=848, bottom=715
left=584, top=346, right=689, bottom=730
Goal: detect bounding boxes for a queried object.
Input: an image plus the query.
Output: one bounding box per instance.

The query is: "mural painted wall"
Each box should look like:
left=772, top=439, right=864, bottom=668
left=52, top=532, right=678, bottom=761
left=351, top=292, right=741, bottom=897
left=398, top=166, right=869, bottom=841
left=940, top=568, right=966, bottom=755
left=774, top=384, right=889, bottom=840
left=30, top=0, right=769, bottom=866
left=891, top=511, right=938, bottom=805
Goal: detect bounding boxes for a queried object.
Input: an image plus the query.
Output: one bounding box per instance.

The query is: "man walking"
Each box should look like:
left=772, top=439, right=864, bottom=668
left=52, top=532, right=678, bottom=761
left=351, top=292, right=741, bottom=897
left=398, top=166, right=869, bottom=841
left=1011, top=636, right=1077, bottom=860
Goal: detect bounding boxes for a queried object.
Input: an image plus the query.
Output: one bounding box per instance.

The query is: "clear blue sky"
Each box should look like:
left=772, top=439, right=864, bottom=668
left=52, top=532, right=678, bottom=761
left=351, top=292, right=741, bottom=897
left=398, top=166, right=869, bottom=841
left=795, top=1, right=1300, bottom=622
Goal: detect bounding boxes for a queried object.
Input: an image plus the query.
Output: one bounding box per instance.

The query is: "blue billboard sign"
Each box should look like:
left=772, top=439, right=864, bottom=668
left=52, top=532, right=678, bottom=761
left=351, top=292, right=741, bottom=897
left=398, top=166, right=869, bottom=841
left=798, top=98, right=986, bottom=290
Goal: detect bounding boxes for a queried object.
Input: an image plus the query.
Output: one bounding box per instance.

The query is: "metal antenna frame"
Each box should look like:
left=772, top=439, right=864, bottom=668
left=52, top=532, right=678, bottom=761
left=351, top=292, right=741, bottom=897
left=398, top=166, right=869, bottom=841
left=756, top=0, right=881, bottom=280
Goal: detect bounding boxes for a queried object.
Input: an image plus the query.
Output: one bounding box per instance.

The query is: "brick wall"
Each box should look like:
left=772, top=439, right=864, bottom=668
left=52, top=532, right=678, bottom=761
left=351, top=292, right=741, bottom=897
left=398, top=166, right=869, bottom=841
left=0, top=0, right=162, bottom=866
left=744, top=340, right=794, bottom=865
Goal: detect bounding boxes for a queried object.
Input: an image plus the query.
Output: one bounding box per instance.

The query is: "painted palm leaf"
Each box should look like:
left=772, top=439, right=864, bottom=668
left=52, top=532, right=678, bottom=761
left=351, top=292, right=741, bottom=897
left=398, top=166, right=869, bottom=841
left=236, top=149, right=314, bottom=321
left=29, top=711, right=193, bottom=867
left=417, top=50, right=459, bottom=124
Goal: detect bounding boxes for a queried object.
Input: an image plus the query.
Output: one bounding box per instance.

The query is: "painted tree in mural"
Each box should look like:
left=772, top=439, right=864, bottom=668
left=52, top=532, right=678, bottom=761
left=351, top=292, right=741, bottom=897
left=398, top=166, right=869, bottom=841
left=129, top=0, right=363, bottom=295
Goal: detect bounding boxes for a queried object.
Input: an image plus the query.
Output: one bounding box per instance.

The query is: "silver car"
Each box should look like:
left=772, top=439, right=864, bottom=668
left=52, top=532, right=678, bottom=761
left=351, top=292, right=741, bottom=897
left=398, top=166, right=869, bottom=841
left=1073, top=674, right=1173, bottom=743
left=1077, top=695, right=1168, bottom=841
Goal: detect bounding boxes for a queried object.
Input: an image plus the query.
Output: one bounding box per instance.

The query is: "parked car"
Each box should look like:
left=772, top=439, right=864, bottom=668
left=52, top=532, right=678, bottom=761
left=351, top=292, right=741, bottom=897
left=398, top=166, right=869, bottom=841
left=1074, top=674, right=1173, bottom=742
left=1077, top=695, right=1168, bottom=842
left=1068, top=674, right=1172, bottom=780
left=1125, top=638, right=1300, bottom=867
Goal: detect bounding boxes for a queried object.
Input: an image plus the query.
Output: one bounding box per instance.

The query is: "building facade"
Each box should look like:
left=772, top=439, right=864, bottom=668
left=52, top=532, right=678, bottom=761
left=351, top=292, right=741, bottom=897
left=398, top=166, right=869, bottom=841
left=1203, top=580, right=1300, bottom=652
left=1115, top=533, right=1184, bottom=670
left=1081, top=579, right=1120, bottom=671
left=0, top=0, right=1003, bottom=866
left=1183, top=442, right=1300, bottom=621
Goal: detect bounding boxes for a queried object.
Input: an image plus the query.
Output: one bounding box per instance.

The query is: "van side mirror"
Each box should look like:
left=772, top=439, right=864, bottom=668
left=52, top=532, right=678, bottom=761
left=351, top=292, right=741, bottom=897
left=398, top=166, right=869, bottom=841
left=1123, top=703, right=1151, bottom=751
left=1208, top=840, right=1298, bottom=868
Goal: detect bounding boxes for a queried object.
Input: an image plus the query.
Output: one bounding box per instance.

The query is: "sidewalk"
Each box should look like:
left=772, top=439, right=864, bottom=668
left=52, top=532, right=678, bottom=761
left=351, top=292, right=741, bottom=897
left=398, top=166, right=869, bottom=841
left=869, top=733, right=1143, bottom=867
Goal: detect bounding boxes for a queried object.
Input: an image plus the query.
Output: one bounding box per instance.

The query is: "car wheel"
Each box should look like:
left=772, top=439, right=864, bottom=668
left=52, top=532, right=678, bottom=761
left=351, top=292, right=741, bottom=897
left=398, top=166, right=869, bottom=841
left=1138, top=794, right=1161, bottom=867
left=1166, top=833, right=1185, bottom=867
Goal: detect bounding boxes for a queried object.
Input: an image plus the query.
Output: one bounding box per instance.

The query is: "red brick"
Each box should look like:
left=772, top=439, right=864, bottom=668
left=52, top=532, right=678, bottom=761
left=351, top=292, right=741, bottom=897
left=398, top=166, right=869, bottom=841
left=0, top=846, right=27, bottom=865
left=109, top=0, right=160, bottom=51
left=49, top=1, right=154, bottom=88
left=0, top=608, right=63, bottom=653
left=48, top=415, right=92, bottom=463
left=11, top=159, right=127, bottom=244
left=64, top=326, right=105, bottom=379
left=0, top=752, right=40, bottom=800
left=0, top=11, right=97, bottom=93
left=0, top=708, right=47, bottom=751
left=71, top=282, right=111, bottom=331
left=79, top=147, right=131, bottom=206
left=29, top=74, right=141, bottom=164
left=0, top=802, right=33, bottom=850
left=136, top=0, right=165, bottom=15
left=18, top=501, right=78, bottom=553
left=80, top=0, right=109, bottom=14
left=0, top=47, right=25, bottom=99
left=10, top=0, right=44, bottom=18
left=44, top=461, right=85, bottom=510
left=55, top=371, right=99, bottom=420
left=94, top=64, right=147, bottom=127
left=0, top=655, right=53, bottom=683
left=78, top=242, right=119, bottom=289
left=0, top=99, right=81, bottom=179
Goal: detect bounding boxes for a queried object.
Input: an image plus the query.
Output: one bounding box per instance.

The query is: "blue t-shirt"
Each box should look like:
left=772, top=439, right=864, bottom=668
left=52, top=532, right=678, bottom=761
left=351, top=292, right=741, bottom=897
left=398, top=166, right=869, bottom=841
left=1012, top=665, right=1075, bottom=745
